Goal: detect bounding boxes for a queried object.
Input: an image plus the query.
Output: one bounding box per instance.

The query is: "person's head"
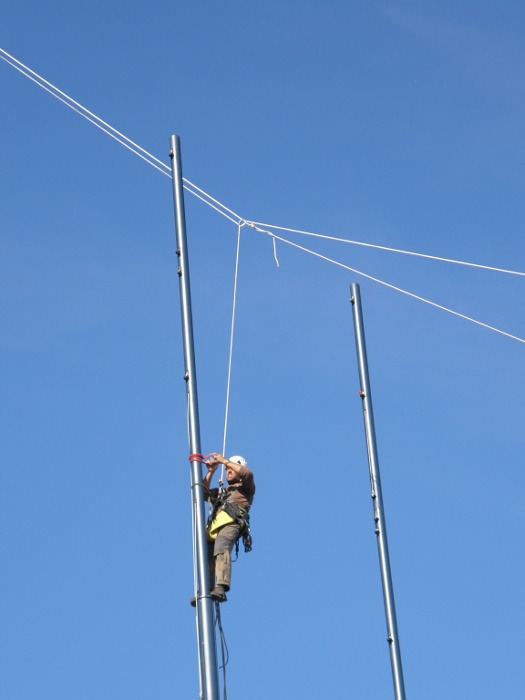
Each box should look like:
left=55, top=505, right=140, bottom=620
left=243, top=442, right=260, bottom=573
left=226, top=455, right=248, bottom=484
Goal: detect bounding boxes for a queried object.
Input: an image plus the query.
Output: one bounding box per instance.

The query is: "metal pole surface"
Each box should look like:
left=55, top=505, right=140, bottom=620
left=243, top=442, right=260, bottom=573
left=350, top=283, right=407, bottom=700
left=170, top=135, right=220, bottom=700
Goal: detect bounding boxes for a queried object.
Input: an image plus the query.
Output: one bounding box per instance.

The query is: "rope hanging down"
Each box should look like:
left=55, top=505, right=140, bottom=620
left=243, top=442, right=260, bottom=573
left=220, top=222, right=244, bottom=484
left=187, top=228, right=243, bottom=697
left=215, top=603, right=230, bottom=700
left=188, top=229, right=243, bottom=698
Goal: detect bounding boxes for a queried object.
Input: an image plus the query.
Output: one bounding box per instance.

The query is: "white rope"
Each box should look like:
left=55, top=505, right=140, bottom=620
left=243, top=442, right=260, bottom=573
left=0, top=48, right=243, bottom=226
left=3, top=47, right=523, bottom=343
left=251, top=225, right=525, bottom=345
left=272, top=237, right=280, bottom=267
left=181, top=184, right=240, bottom=225
left=220, top=223, right=244, bottom=483
left=249, top=220, right=525, bottom=278
left=1, top=50, right=171, bottom=173
left=182, top=178, right=243, bottom=224
left=4, top=48, right=523, bottom=281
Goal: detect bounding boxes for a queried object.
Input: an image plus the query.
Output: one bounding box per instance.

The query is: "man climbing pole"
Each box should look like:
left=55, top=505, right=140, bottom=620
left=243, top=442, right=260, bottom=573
left=192, top=453, right=255, bottom=606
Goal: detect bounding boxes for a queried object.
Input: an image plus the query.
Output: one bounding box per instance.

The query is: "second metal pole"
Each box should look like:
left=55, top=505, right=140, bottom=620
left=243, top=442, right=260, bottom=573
left=350, top=283, right=407, bottom=700
left=170, top=135, right=220, bottom=700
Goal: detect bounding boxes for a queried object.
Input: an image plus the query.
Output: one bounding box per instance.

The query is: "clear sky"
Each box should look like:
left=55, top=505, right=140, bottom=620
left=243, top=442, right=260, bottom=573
left=1, top=2, right=524, bottom=698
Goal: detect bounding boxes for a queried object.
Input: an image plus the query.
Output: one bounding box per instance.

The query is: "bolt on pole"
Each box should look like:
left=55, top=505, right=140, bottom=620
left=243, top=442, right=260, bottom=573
left=350, top=283, right=407, bottom=700
left=170, top=135, right=220, bottom=700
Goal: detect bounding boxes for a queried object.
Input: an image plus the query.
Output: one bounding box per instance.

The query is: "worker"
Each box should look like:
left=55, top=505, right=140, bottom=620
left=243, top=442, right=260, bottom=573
left=192, top=452, right=255, bottom=605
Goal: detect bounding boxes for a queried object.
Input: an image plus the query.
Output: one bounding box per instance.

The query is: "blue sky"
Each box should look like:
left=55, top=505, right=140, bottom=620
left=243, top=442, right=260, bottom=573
left=1, top=2, right=524, bottom=698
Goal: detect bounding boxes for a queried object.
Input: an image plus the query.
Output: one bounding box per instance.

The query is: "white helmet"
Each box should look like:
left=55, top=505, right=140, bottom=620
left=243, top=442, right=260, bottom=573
left=228, top=455, right=248, bottom=468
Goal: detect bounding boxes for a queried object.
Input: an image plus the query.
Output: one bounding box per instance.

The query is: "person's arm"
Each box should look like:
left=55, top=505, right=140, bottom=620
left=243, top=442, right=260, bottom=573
left=212, top=453, right=254, bottom=486
left=203, top=459, right=219, bottom=490
left=211, top=453, right=244, bottom=476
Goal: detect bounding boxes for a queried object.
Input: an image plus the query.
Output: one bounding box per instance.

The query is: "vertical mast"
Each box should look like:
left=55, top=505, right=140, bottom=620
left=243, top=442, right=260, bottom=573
left=169, top=135, right=220, bottom=700
left=350, top=283, right=407, bottom=700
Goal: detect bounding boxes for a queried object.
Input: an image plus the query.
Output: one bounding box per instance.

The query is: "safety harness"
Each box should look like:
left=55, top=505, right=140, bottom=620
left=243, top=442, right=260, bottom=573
left=189, top=453, right=253, bottom=555
left=209, top=486, right=253, bottom=555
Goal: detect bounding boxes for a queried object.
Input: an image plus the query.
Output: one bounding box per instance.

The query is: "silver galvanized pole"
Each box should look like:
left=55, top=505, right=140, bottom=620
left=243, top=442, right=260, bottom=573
left=170, top=135, right=220, bottom=700
left=350, top=283, right=407, bottom=700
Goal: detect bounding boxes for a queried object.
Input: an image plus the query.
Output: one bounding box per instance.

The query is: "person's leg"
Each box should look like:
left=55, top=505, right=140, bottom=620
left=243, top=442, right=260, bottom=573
left=212, top=524, right=241, bottom=600
left=214, top=551, right=231, bottom=591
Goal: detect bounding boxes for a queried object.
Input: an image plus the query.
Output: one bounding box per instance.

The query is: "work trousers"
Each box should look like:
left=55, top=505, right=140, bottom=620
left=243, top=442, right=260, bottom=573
left=207, top=523, right=241, bottom=592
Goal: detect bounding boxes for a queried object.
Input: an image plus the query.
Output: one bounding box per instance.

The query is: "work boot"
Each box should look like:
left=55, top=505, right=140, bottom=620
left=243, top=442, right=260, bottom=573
left=191, top=587, right=228, bottom=606
left=210, top=585, right=228, bottom=603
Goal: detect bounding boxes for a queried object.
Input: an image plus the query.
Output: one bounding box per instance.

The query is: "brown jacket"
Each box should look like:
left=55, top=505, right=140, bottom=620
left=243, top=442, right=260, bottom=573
left=208, top=464, right=255, bottom=513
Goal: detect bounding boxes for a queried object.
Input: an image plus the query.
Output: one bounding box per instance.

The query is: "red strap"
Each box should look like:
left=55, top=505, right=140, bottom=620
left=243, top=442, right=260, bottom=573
left=189, top=453, right=212, bottom=463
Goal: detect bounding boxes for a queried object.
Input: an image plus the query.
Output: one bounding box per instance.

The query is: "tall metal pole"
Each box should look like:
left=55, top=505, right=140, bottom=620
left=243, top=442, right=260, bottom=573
left=170, top=135, right=220, bottom=700
left=350, top=283, right=407, bottom=700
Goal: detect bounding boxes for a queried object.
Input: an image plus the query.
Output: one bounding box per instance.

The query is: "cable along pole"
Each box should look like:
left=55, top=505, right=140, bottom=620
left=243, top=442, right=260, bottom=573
left=170, top=135, right=220, bottom=700
left=350, top=283, right=407, bottom=700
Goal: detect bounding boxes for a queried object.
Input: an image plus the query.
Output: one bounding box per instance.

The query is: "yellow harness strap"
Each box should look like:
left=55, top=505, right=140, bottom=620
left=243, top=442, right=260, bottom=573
left=207, top=510, right=236, bottom=541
